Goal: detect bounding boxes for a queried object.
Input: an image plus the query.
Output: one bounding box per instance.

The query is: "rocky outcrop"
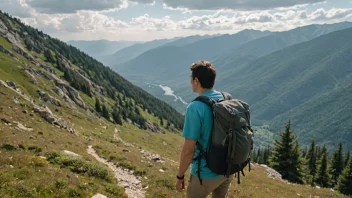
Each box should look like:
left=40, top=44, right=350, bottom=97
left=33, top=105, right=76, bottom=134
left=37, top=90, right=61, bottom=107
left=0, top=44, right=18, bottom=60
left=146, top=121, right=165, bottom=134
left=40, top=64, right=56, bottom=74
left=6, top=81, right=17, bottom=90
left=12, top=46, right=38, bottom=65
left=55, top=82, right=86, bottom=109
left=24, top=70, right=38, bottom=85
left=259, top=164, right=289, bottom=184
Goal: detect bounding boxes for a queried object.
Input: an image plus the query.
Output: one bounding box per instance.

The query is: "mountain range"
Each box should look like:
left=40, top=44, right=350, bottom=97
left=75, top=22, right=352, bottom=150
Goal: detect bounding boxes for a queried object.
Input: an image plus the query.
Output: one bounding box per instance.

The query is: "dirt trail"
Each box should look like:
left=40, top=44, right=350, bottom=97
left=87, top=145, right=145, bottom=198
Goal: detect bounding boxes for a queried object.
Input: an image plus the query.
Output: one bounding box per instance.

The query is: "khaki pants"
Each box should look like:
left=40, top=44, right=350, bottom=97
left=186, top=175, right=233, bottom=198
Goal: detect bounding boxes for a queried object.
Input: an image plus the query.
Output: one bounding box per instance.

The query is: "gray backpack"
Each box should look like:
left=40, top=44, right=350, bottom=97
left=193, top=92, right=254, bottom=185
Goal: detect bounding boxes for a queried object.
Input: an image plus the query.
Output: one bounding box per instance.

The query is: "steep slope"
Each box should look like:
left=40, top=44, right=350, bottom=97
left=101, top=37, right=179, bottom=66
left=223, top=27, right=352, bottom=150
left=67, top=39, right=138, bottom=60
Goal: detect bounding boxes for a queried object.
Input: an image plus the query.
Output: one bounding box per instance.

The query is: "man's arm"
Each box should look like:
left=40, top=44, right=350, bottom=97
left=177, top=138, right=196, bottom=177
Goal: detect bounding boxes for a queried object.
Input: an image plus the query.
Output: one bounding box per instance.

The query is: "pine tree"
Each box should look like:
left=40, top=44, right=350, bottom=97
left=344, top=151, right=350, bottom=170
left=95, top=97, right=101, bottom=113
left=44, top=49, right=55, bottom=63
left=269, top=120, right=304, bottom=184
left=112, top=108, right=122, bottom=125
left=337, top=158, right=352, bottom=195
left=102, top=105, right=110, bottom=120
left=315, top=146, right=331, bottom=188
left=329, top=142, right=344, bottom=186
left=160, top=117, right=164, bottom=126
left=307, top=140, right=317, bottom=184
left=256, top=148, right=262, bottom=164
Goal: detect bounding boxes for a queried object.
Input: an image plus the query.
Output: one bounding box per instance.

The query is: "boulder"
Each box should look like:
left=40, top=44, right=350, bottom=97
left=33, top=106, right=56, bottom=124
left=146, top=121, right=165, bottom=134
left=5, top=81, right=17, bottom=89
left=37, top=90, right=61, bottom=107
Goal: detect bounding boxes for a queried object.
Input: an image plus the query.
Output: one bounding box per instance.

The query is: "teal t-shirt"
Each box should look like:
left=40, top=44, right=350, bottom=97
left=182, top=89, right=224, bottom=179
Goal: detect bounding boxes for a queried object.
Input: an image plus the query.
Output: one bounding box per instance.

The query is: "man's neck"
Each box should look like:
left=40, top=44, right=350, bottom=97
left=197, top=87, right=212, bottom=96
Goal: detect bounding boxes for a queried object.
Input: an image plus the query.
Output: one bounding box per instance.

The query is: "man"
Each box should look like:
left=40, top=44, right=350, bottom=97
left=175, top=60, right=233, bottom=198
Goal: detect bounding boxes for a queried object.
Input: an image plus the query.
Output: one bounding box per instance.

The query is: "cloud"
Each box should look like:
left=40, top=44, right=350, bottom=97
left=27, top=0, right=128, bottom=14
left=310, top=8, right=352, bottom=21
left=162, top=0, right=326, bottom=11
left=0, top=0, right=33, bottom=18
left=130, top=14, right=177, bottom=31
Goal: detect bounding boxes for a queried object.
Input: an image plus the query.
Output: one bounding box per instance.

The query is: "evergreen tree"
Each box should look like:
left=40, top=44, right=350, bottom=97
left=112, top=108, right=122, bottom=125
left=95, top=97, right=101, bottom=113
left=160, top=117, right=164, bottom=126
left=337, top=158, right=352, bottom=195
left=102, top=105, right=110, bottom=120
left=269, top=120, right=304, bottom=184
left=344, top=151, right=350, bottom=170
left=329, top=142, right=344, bottom=186
left=307, top=140, right=317, bottom=184
left=44, top=49, right=55, bottom=63
left=256, top=148, right=262, bottom=164
left=315, top=146, right=331, bottom=188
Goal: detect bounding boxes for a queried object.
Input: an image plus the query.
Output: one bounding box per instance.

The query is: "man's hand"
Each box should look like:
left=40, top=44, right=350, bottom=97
left=175, top=178, right=185, bottom=192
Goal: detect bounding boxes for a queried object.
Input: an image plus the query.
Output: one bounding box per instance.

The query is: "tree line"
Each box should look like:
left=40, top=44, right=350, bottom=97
left=252, top=120, right=352, bottom=196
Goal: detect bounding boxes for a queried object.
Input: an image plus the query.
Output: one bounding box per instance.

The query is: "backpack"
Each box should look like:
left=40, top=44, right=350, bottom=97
left=192, top=92, right=254, bottom=185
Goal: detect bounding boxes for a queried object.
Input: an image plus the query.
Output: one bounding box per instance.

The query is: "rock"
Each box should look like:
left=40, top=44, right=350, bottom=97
left=1, top=118, right=11, bottom=124
left=146, top=121, right=165, bottom=134
left=29, top=136, right=35, bottom=139
left=123, top=149, right=130, bottom=153
left=6, top=81, right=17, bottom=89
left=63, top=150, right=80, bottom=157
left=163, top=141, right=167, bottom=146
left=92, top=193, right=107, bottom=198
left=24, top=70, right=38, bottom=85
left=22, top=110, right=28, bottom=114
left=33, top=106, right=56, bottom=123
left=38, top=132, right=43, bottom=135
left=40, top=65, right=56, bottom=74
left=15, top=122, right=33, bottom=132
left=159, top=169, right=165, bottom=173
left=37, top=90, right=61, bottom=107
left=151, top=154, right=161, bottom=162
left=315, top=186, right=320, bottom=189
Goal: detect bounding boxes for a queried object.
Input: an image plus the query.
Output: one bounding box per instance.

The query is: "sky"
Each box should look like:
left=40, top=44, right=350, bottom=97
left=1, top=0, right=352, bottom=42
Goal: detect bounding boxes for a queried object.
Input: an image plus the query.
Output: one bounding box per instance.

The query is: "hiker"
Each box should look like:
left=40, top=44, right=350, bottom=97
left=175, top=60, right=254, bottom=198
left=175, top=60, right=233, bottom=197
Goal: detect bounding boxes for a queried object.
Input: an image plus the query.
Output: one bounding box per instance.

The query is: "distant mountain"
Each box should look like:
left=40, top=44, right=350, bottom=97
left=101, top=38, right=179, bottom=66
left=213, top=22, right=352, bottom=75
left=224, top=27, right=352, bottom=150
left=67, top=39, right=138, bottom=61
left=115, top=29, right=271, bottom=82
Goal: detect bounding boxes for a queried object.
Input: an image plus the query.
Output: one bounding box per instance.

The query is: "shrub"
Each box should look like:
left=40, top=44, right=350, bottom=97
left=1, top=144, right=17, bottom=151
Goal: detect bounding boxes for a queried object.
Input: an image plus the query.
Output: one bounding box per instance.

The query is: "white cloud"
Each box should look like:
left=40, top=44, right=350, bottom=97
left=0, top=0, right=34, bottom=18
left=310, top=8, right=352, bottom=21
left=162, top=0, right=326, bottom=11
left=27, top=0, right=128, bottom=14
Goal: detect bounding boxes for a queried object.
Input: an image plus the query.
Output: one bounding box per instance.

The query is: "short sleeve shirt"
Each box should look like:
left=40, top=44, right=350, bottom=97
left=182, top=89, right=224, bottom=179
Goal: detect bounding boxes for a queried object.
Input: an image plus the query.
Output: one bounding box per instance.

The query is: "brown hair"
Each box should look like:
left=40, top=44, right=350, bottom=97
left=190, top=60, right=216, bottom=89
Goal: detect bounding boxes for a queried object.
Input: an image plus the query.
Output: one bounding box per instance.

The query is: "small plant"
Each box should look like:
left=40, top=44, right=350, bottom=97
left=30, top=156, right=48, bottom=167
left=28, top=146, right=42, bottom=154
left=1, top=144, right=17, bottom=151
left=105, top=184, right=127, bottom=197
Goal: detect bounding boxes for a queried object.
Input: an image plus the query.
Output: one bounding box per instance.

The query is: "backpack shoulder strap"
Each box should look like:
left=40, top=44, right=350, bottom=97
left=193, top=96, right=214, bottom=109
left=221, top=92, right=232, bottom=100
